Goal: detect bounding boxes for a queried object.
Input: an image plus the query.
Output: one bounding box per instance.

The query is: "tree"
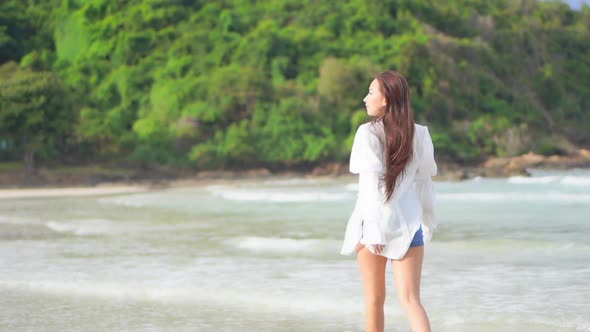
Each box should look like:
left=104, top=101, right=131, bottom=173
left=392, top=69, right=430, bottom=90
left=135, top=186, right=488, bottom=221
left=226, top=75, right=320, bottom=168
left=0, top=62, right=75, bottom=174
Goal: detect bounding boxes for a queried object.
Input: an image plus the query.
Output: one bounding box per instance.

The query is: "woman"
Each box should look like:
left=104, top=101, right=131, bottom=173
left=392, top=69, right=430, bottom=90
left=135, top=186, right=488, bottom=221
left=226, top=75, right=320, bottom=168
left=340, top=70, right=437, bottom=332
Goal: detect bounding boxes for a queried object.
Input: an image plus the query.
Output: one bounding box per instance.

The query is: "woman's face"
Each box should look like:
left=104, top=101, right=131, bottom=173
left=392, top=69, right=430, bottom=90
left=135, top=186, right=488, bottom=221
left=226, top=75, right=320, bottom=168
left=363, top=79, right=387, bottom=117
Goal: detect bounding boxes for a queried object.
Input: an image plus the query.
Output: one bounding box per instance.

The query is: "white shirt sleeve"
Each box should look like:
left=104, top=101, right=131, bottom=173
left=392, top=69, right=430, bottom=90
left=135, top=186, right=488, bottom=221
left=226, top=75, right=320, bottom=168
left=415, top=127, right=438, bottom=242
left=350, top=125, right=383, bottom=174
left=349, top=125, right=386, bottom=246
left=357, top=172, right=387, bottom=246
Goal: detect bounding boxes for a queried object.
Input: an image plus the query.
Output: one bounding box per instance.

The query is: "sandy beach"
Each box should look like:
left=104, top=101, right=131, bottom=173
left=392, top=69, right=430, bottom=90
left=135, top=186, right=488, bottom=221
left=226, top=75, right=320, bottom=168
left=0, top=185, right=150, bottom=200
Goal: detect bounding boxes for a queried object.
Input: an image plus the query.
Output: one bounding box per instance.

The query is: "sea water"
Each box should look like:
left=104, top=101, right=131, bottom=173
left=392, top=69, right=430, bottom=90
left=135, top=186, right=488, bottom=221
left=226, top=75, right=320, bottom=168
left=0, top=169, right=589, bottom=331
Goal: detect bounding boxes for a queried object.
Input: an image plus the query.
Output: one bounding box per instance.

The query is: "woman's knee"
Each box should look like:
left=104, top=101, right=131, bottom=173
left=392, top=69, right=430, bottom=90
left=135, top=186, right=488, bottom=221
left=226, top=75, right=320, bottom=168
left=365, top=293, right=386, bottom=308
left=397, top=291, right=421, bottom=309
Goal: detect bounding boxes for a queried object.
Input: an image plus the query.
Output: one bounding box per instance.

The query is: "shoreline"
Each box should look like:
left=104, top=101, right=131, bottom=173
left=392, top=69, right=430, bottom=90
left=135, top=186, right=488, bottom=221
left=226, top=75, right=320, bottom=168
left=1, top=150, right=589, bottom=194
left=0, top=185, right=150, bottom=200
left=0, top=164, right=587, bottom=200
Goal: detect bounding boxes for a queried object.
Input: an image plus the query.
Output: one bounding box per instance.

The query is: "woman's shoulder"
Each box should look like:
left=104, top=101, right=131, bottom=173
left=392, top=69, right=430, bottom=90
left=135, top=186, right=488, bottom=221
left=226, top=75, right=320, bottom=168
left=356, top=121, right=431, bottom=141
left=357, top=121, right=376, bottom=131
left=413, top=122, right=429, bottom=132
left=353, top=122, right=383, bottom=152
left=361, top=121, right=429, bottom=133
left=357, top=121, right=384, bottom=137
left=413, top=123, right=433, bottom=140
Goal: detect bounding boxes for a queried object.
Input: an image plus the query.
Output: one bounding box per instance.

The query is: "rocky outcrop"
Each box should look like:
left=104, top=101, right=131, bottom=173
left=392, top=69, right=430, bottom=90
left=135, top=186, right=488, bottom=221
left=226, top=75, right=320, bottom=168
left=3, top=148, right=590, bottom=188
left=482, top=149, right=590, bottom=177
left=195, top=168, right=272, bottom=179
left=311, top=162, right=349, bottom=176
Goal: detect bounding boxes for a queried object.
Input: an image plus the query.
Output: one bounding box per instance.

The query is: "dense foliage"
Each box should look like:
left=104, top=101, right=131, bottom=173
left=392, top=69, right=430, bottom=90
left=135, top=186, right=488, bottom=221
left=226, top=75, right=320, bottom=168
left=1, top=0, right=589, bottom=171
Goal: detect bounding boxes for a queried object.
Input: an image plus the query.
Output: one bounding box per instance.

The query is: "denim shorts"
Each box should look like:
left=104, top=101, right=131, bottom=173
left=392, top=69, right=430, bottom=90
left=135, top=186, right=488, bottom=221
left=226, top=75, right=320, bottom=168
left=410, top=226, right=424, bottom=247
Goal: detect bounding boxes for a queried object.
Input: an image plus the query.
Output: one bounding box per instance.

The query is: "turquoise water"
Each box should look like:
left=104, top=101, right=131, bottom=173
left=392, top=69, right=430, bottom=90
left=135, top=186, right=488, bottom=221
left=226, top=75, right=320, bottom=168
left=0, top=169, right=589, bottom=331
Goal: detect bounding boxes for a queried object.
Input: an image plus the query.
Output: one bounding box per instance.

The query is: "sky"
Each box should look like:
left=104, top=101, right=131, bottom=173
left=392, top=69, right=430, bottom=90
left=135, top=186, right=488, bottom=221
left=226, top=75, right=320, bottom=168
left=564, top=0, right=590, bottom=9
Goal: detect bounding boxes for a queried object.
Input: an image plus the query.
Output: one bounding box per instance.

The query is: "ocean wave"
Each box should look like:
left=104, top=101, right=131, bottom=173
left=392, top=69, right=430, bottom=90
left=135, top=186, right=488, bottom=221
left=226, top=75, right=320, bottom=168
left=98, top=196, right=149, bottom=207
left=507, top=174, right=590, bottom=187
left=560, top=175, right=590, bottom=187
left=0, top=215, right=35, bottom=225
left=262, top=178, right=322, bottom=186
left=232, top=236, right=328, bottom=253
left=470, top=176, right=483, bottom=182
left=507, top=176, right=558, bottom=184
left=44, top=219, right=206, bottom=237
left=0, top=279, right=362, bottom=317
left=0, top=224, right=59, bottom=240
left=438, top=238, right=585, bottom=252
left=207, top=186, right=352, bottom=202
left=45, top=219, right=117, bottom=236
left=344, top=183, right=358, bottom=191
left=0, top=280, right=171, bottom=302
left=438, top=192, right=590, bottom=203
left=0, top=216, right=60, bottom=240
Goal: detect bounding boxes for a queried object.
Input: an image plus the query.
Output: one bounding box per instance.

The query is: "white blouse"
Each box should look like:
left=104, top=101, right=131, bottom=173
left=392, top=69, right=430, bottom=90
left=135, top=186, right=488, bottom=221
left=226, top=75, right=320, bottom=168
left=340, top=121, right=437, bottom=259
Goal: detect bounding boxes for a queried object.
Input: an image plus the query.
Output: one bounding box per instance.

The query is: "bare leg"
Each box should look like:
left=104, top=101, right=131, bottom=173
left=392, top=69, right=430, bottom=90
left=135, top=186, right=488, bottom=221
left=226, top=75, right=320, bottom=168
left=391, top=246, right=431, bottom=332
left=357, top=245, right=388, bottom=332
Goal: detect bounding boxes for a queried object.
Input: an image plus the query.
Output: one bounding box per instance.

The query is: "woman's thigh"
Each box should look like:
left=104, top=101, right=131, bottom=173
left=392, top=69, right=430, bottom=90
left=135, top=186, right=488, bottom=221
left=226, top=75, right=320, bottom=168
left=391, top=246, right=424, bottom=302
left=357, top=247, right=388, bottom=301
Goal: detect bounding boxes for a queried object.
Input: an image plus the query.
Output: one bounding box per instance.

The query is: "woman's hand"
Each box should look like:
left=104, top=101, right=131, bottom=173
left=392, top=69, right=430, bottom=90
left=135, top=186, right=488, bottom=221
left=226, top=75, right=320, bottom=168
left=372, top=244, right=384, bottom=255
left=355, top=243, right=365, bottom=253
left=355, top=243, right=385, bottom=255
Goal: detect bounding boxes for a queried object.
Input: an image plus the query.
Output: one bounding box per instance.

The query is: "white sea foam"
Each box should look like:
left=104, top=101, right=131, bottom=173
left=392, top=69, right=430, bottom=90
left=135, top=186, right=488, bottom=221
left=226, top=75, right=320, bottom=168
left=507, top=174, right=590, bottom=186
left=44, top=219, right=196, bottom=236
left=470, top=176, right=483, bottom=182
left=344, top=183, right=358, bottom=191
left=208, top=186, right=352, bottom=202
left=192, top=285, right=364, bottom=317
left=233, top=236, right=326, bottom=253
left=438, top=192, right=590, bottom=203
left=525, top=314, right=590, bottom=331
left=0, top=216, right=15, bottom=225
left=262, top=178, right=321, bottom=186
left=0, top=279, right=363, bottom=317
left=45, top=219, right=117, bottom=236
left=205, top=184, right=227, bottom=192
left=508, top=176, right=558, bottom=184
left=0, top=215, right=36, bottom=225
left=560, top=175, right=590, bottom=187
left=98, top=195, right=149, bottom=207
left=440, top=238, right=584, bottom=253
left=0, top=279, right=184, bottom=302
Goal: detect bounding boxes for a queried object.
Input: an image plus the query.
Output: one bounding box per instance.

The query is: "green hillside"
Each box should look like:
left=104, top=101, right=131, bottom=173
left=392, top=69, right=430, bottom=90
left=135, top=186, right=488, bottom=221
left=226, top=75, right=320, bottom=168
left=1, top=0, right=589, bottom=172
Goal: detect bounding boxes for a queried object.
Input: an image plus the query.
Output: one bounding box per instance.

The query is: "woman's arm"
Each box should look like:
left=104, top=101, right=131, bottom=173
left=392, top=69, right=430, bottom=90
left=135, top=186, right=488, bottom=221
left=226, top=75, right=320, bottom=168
left=350, top=124, right=387, bottom=250
left=415, top=127, right=437, bottom=242
left=358, top=171, right=386, bottom=247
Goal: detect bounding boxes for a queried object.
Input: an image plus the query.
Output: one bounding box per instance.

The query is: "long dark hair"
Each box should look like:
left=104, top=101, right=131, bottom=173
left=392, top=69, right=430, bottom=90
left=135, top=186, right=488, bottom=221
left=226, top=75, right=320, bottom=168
left=372, top=70, right=415, bottom=202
